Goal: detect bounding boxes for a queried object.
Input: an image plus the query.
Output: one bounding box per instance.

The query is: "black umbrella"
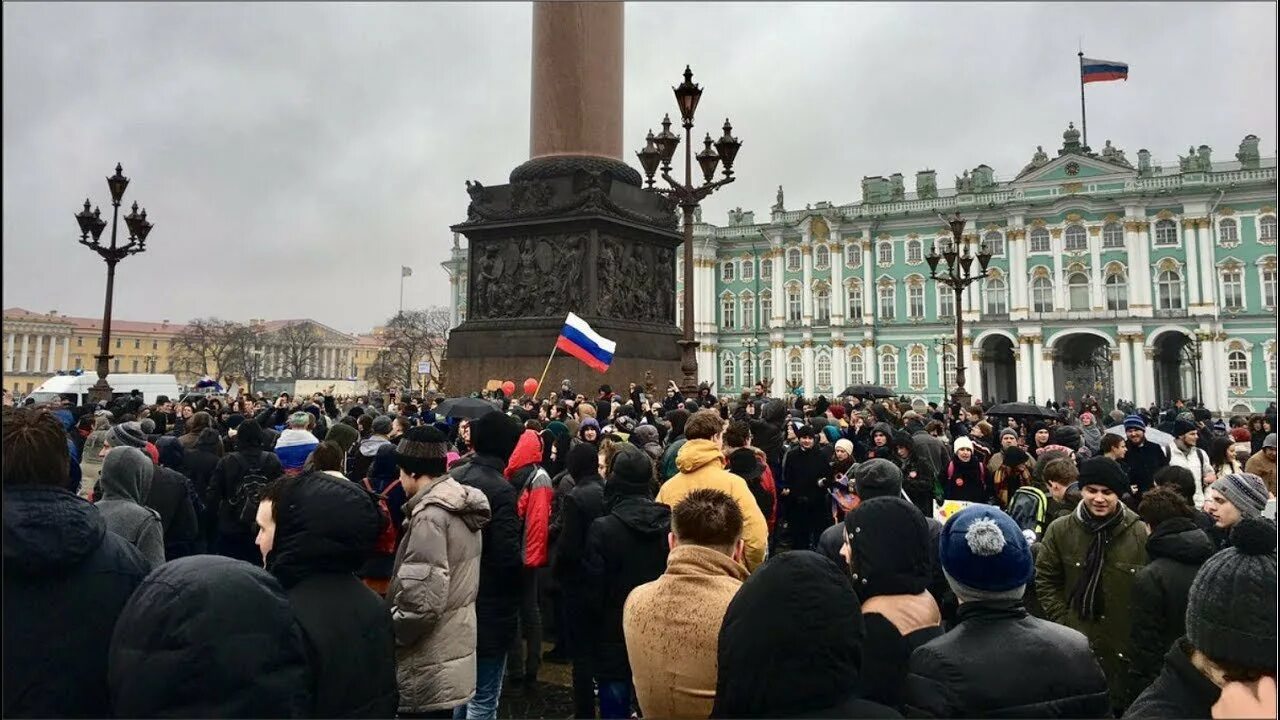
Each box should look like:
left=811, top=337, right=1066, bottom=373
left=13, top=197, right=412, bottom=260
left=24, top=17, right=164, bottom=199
left=985, top=401, right=1060, bottom=419
left=434, top=397, right=501, bottom=420
left=840, top=384, right=896, bottom=399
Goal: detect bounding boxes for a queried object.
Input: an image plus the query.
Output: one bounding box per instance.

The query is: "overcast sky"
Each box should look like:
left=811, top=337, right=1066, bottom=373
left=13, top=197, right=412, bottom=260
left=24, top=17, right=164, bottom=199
left=3, top=2, right=1275, bottom=333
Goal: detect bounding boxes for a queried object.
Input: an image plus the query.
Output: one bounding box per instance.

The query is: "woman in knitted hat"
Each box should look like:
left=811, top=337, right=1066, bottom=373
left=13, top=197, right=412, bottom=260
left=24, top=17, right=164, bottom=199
left=944, top=436, right=991, bottom=504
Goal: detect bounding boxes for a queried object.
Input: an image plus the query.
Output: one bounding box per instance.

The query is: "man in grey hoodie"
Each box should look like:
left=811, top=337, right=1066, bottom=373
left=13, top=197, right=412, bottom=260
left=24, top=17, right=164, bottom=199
left=96, top=446, right=165, bottom=570
left=348, top=415, right=394, bottom=482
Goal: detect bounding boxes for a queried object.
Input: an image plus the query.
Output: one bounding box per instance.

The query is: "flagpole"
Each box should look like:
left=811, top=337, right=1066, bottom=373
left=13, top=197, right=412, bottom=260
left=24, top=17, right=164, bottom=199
left=399, top=272, right=405, bottom=317
left=535, top=345, right=557, bottom=401
left=1078, top=50, right=1088, bottom=149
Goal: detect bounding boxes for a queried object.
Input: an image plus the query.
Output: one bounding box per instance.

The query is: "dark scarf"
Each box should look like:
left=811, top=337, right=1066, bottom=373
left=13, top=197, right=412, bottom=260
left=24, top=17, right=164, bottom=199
left=1067, top=501, right=1125, bottom=621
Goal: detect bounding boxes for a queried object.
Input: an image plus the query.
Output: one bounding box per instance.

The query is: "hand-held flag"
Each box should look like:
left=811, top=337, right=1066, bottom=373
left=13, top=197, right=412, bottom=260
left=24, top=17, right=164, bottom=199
left=556, top=313, right=616, bottom=373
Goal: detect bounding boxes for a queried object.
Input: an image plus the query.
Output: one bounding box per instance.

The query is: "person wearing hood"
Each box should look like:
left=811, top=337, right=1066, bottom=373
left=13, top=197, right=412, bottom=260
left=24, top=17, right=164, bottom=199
left=894, top=430, right=937, bottom=502
left=577, top=416, right=602, bottom=447
left=4, top=406, right=152, bottom=719
left=276, top=412, right=321, bottom=477
left=749, top=398, right=789, bottom=479
left=505, top=429, right=553, bottom=687
left=904, top=506, right=1111, bottom=718
left=583, top=443, right=671, bottom=718
left=349, top=414, right=395, bottom=481
left=660, top=408, right=691, bottom=481
left=711, top=550, right=901, bottom=718
left=449, top=411, right=523, bottom=720
left=256, top=472, right=398, bottom=717
left=541, top=420, right=572, bottom=479
left=1029, top=422, right=1052, bottom=454
left=94, top=446, right=165, bottom=570
left=556, top=441, right=609, bottom=718
left=867, top=421, right=897, bottom=462
left=1125, top=486, right=1217, bottom=707
left=842, top=497, right=943, bottom=708
left=659, top=410, right=769, bottom=571
left=944, top=436, right=992, bottom=504
left=178, top=410, right=215, bottom=452
left=145, top=435, right=201, bottom=560
left=324, top=421, right=360, bottom=475
left=1080, top=412, right=1103, bottom=456
left=1244, top=432, right=1277, bottom=498
left=107, top=556, right=313, bottom=718
left=1036, top=457, right=1149, bottom=714
left=630, top=423, right=663, bottom=466
left=209, top=418, right=284, bottom=564
left=78, top=414, right=113, bottom=498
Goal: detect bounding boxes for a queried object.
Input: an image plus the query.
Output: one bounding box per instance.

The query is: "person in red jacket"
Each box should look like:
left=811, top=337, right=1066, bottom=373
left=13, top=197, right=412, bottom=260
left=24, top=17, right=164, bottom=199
left=505, top=429, right=552, bottom=685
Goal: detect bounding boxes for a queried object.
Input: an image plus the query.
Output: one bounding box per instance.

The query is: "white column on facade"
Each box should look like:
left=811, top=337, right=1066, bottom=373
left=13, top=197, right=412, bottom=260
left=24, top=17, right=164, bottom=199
left=449, top=274, right=460, bottom=329
left=964, top=339, right=981, bottom=401
left=1116, top=334, right=1133, bottom=403
left=770, top=343, right=785, bottom=397
left=770, top=244, right=784, bottom=327
left=1015, top=337, right=1032, bottom=403
left=830, top=237, right=844, bottom=324
left=1089, top=228, right=1105, bottom=310
left=1183, top=219, right=1201, bottom=307
left=1052, top=232, right=1066, bottom=311
left=1133, top=342, right=1153, bottom=406
left=1030, top=336, right=1048, bottom=402
left=1200, top=334, right=1222, bottom=408
left=19, top=334, right=30, bottom=372
left=1134, top=218, right=1154, bottom=310
left=46, top=336, right=56, bottom=374
left=61, top=336, right=70, bottom=371
left=33, top=335, right=44, bottom=374
left=801, top=238, right=814, bottom=323
left=1197, top=220, right=1216, bottom=306
left=802, top=341, right=815, bottom=395
left=832, top=340, right=847, bottom=389
left=1009, top=218, right=1028, bottom=316
left=862, top=240, right=874, bottom=324
left=865, top=339, right=879, bottom=384
left=4, top=333, right=13, bottom=372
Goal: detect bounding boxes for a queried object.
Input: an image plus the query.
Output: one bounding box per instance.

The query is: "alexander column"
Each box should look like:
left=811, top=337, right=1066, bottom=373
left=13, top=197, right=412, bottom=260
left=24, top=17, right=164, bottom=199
left=447, top=1, right=683, bottom=394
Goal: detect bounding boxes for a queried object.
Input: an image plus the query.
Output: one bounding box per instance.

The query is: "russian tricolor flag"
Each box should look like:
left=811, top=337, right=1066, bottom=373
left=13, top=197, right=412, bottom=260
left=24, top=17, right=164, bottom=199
left=556, top=312, right=616, bottom=373
left=1081, top=57, right=1128, bottom=84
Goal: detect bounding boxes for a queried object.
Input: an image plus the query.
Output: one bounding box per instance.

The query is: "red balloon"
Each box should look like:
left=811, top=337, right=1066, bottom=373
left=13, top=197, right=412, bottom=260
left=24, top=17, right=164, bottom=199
left=502, top=380, right=516, bottom=396
left=523, top=378, right=539, bottom=396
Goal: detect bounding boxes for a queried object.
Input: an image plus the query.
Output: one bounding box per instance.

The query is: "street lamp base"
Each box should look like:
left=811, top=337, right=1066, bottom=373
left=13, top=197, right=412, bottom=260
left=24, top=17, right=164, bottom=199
left=950, top=387, right=972, bottom=409
left=88, top=377, right=114, bottom=405
left=677, top=338, right=700, bottom=396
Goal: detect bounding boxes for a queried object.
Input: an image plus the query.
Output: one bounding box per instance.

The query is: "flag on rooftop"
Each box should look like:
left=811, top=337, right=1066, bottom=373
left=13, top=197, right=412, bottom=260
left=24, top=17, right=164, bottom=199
left=1081, top=57, right=1128, bottom=84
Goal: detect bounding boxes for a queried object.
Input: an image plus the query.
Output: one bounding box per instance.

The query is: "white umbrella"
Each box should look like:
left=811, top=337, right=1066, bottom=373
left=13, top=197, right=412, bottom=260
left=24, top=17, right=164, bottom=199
left=1106, top=424, right=1174, bottom=447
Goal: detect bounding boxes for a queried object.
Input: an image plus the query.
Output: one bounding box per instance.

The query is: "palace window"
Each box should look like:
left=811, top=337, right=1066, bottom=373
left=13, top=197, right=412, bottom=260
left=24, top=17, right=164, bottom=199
left=815, top=244, right=830, bottom=270
left=816, top=354, right=832, bottom=390
left=788, top=355, right=803, bottom=383
left=1222, top=268, right=1244, bottom=310
left=1227, top=348, right=1249, bottom=390
left=760, top=291, right=773, bottom=323
left=786, top=286, right=802, bottom=322
left=1270, top=347, right=1277, bottom=390
left=1154, top=219, right=1179, bottom=246
left=1031, top=276, right=1053, bottom=313
left=1068, top=272, right=1091, bottom=310
left=1157, top=269, right=1184, bottom=310
left=1219, top=218, right=1238, bottom=244
left=984, top=231, right=1004, bottom=257
left=721, top=295, right=736, bottom=328
left=907, top=283, right=925, bottom=319
left=906, top=239, right=923, bottom=264
left=761, top=257, right=773, bottom=280
left=741, top=352, right=754, bottom=388
left=1064, top=225, right=1087, bottom=252
left=908, top=351, right=927, bottom=389
left=1029, top=228, right=1050, bottom=252
left=814, top=287, right=831, bottom=325
left=1103, top=222, right=1124, bottom=248
left=1105, top=270, right=1129, bottom=311
left=1261, top=215, right=1277, bottom=242
left=849, top=351, right=864, bottom=385
left=131, top=360, right=138, bottom=372
left=786, top=248, right=802, bottom=271
left=940, top=286, right=955, bottom=317
left=741, top=259, right=754, bottom=281
left=880, top=350, right=898, bottom=388
left=877, top=241, right=893, bottom=265
left=722, top=355, right=737, bottom=390
left=741, top=294, right=755, bottom=329
left=722, top=261, right=735, bottom=282
left=984, top=278, right=1007, bottom=315
left=761, top=355, right=772, bottom=384
left=847, top=243, right=862, bottom=268
left=878, top=284, right=896, bottom=320
left=151, top=340, right=158, bottom=350
left=1262, top=265, right=1278, bottom=308
left=847, top=283, right=863, bottom=321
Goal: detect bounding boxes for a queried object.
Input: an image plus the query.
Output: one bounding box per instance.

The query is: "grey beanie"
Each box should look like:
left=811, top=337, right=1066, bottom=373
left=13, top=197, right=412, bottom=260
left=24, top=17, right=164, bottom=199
left=139, top=418, right=156, bottom=435
left=108, top=421, right=149, bottom=449
left=1214, top=473, right=1270, bottom=519
left=1264, top=433, right=1278, bottom=450
left=1185, top=517, right=1277, bottom=672
left=372, top=415, right=394, bottom=436
left=853, top=458, right=904, bottom=500
left=999, top=427, right=1018, bottom=440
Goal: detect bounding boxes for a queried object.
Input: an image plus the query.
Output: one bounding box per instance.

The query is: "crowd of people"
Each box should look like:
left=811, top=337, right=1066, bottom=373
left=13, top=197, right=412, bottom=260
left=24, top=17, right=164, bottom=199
left=2, top=380, right=1277, bottom=719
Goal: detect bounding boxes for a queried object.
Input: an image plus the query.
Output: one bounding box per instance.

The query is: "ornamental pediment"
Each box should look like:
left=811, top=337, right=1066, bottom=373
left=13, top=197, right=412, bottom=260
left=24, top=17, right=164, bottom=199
left=1014, top=153, right=1137, bottom=184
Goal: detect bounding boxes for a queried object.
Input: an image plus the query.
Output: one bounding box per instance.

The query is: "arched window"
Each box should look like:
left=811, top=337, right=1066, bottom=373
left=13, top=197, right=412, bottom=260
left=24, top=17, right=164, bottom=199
left=786, top=285, right=802, bottom=322
left=1031, top=275, right=1053, bottom=312
left=908, top=351, right=927, bottom=389
left=1067, top=272, right=1090, bottom=310
left=877, top=241, right=893, bottom=265
left=1219, top=218, right=1238, bottom=244
left=1261, top=215, right=1278, bottom=242
left=1222, top=268, right=1244, bottom=309
left=741, top=352, right=754, bottom=388
left=788, top=354, right=803, bottom=383
left=786, top=248, right=802, bottom=271
left=942, top=352, right=956, bottom=391
left=1064, top=225, right=1087, bottom=251
left=1227, top=348, right=1249, bottom=390
left=1105, top=269, right=1129, bottom=311
left=741, top=292, right=755, bottom=329
left=1154, top=219, right=1178, bottom=246
left=880, top=349, right=898, bottom=388
left=761, top=256, right=773, bottom=280
left=939, top=286, right=955, bottom=318
left=847, top=243, right=862, bottom=268
left=721, top=294, right=736, bottom=329
left=814, top=287, right=831, bottom=324
left=1157, top=269, right=1184, bottom=310
left=722, top=355, right=737, bottom=390
left=1103, top=222, right=1124, bottom=248
left=1262, top=264, right=1278, bottom=308
left=847, top=282, right=863, bottom=321
left=741, top=259, right=755, bottom=281
left=760, top=291, right=773, bottom=324
left=984, top=277, right=1007, bottom=315
left=906, top=239, right=923, bottom=264
left=849, top=350, right=864, bottom=384
left=761, top=355, right=772, bottom=385
left=1270, top=346, right=1277, bottom=390
left=722, top=261, right=736, bottom=282
left=814, top=244, right=830, bottom=270
left=907, top=281, right=925, bottom=318
left=816, top=354, right=832, bottom=389
left=984, top=230, right=1004, bottom=257
left=878, top=283, right=896, bottom=320
left=1029, top=227, right=1050, bottom=252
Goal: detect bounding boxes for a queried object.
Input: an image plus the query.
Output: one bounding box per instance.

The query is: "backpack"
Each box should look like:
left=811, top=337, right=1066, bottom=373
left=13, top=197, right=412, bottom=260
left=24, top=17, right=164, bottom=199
left=228, top=453, right=271, bottom=527
left=1007, top=485, right=1049, bottom=541
left=363, top=477, right=402, bottom=556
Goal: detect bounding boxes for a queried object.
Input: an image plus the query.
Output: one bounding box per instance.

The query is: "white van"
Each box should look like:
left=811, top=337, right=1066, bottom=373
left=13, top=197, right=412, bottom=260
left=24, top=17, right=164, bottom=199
left=28, top=373, right=181, bottom=407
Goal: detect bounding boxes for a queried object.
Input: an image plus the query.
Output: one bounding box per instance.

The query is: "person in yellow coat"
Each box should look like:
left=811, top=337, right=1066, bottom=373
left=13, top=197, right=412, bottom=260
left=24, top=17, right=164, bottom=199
left=656, top=410, right=768, bottom=572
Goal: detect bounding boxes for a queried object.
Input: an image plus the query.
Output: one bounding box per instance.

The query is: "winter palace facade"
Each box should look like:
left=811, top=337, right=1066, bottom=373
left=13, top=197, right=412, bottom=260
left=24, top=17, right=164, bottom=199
left=444, top=124, right=1278, bottom=413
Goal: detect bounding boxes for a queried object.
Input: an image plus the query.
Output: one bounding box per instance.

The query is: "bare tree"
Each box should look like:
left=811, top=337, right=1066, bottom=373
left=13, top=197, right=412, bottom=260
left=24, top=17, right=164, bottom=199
left=273, top=322, right=323, bottom=379
left=381, top=307, right=451, bottom=393
left=170, top=318, right=246, bottom=386
left=364, top=350, right=399, bottom=391
left=222, top=324, right=265, bottom=390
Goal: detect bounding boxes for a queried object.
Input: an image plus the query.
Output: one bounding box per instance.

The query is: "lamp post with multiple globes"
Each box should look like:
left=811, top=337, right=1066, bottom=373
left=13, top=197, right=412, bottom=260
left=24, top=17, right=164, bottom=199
left=926, top=213, right=991, bottom=408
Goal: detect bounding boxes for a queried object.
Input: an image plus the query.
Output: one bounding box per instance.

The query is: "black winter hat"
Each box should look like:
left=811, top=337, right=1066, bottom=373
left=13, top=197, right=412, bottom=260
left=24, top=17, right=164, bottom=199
left=853, top=458, right=903, bottom=500
left=608, top=443, right=653, bottom=491
left=395, top=426, right=449, bottom=477
left=726, top=448, right=764, bottom=482
left=1185, top=517, right=1277, bottom=672
left=1002, top=446, right=1031, bottom=468
left=796, top=425, right=816, bottom=439
left=1174, top=418, right=1198, bottom=438
left=1050, top=425, right=1082, bottom=451
left=469, top=411, right=522, bottom=461
left=844, top=496, right=932, bottom=599
left=566, top=442, right=600, bottom=481
left=1077, top=457, right=1128, bottom=495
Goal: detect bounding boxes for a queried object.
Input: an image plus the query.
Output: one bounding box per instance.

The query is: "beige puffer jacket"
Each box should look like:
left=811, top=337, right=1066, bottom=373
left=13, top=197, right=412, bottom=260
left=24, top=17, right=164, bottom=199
left=389, top=475, right=491, bottom=714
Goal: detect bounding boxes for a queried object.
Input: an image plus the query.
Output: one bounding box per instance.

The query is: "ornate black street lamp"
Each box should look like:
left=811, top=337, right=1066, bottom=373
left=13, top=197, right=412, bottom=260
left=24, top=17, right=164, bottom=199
left=926, top=213, right=991, bottom=408
left=636, top=66, right=742, bottom=394
left=75, top=163, right=154, bottom=403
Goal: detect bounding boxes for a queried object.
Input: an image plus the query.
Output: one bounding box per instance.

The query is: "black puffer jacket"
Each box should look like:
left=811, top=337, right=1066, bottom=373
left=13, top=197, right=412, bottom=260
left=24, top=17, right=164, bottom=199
left=1125, top=517, right=1216, bottom=706
left=449, top=453, right=523, bottom=657
left=749, top=399, right=789, bottom=470
left=108, top=555, right=313, bottom=717
left=4, top=485, right=150, bottom=719
left=583, top=494, right=671, bottom=681
left=903, top=600, right=1112, bottom=718
left=266, top=473, right=399, bottom=718
left=782, top=443, right=830, bottom=506
left=149, top=464, right=201, bottom=560
left=1124, top=638, right=1220, bottom=719
left=209, top=448, right=284, bottom=535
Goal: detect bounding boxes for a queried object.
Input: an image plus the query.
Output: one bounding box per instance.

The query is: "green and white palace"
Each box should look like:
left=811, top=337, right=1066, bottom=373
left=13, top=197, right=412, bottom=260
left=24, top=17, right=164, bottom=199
left=444, top=124, right=1278, bottom=412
